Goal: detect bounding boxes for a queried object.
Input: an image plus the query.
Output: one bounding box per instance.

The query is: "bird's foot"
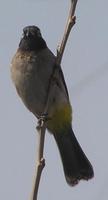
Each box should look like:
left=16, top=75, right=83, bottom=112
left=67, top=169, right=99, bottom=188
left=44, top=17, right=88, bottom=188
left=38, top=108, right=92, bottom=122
left=36, top=113, right=51, bottom=129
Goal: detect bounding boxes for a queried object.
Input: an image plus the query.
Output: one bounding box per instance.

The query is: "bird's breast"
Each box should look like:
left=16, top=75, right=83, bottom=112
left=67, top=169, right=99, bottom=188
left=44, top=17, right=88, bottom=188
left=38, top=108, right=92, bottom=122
left=11, top=49, right=55, bottom=116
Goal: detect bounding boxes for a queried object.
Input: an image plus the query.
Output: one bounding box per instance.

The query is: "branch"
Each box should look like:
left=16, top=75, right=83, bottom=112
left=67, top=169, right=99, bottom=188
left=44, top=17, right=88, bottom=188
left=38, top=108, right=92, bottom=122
left=30, top=1, right=78, bottom=199
left=30, top=116, right=46, bottom=200
left=57, top=0, right=78, bottom=65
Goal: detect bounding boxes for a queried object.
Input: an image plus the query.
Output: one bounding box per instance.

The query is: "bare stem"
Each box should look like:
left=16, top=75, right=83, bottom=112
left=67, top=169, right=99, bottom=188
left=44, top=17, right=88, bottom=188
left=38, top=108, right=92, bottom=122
left=30, top=118, right=46, bottom=200
left=30, top=0, right=78, bottom=199
left=57, top=0, right=78, bottom=65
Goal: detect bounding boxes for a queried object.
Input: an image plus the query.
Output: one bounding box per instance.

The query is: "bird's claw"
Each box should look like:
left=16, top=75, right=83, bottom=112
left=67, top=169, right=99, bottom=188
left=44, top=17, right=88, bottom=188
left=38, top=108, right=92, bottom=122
left=36, top=113, right=51, bottom=129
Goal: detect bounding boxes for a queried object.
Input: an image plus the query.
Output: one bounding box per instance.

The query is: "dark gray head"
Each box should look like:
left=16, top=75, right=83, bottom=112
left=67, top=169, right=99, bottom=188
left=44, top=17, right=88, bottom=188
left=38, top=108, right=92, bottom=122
left=19, top=25, right=47, bottom=51
left=23, top=26, right=42, bottom=39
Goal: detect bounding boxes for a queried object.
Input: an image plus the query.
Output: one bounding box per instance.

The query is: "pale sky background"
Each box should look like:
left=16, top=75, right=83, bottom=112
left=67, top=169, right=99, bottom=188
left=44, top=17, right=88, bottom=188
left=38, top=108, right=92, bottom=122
left=0, top=0, right=108, bottom=200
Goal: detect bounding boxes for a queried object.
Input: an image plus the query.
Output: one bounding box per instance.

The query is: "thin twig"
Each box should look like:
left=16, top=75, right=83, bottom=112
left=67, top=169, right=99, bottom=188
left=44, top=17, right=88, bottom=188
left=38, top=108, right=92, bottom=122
left=30, top=0, right=78, bottom=199
left=57, top=0, right=78, bottom=65
left=42, top=0, right=78, bottom=121
left=30, top=116, right=46, bottom=200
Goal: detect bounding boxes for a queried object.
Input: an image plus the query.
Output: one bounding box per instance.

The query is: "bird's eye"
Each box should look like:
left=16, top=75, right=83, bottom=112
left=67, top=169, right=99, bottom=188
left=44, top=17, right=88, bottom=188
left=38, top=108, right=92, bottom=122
left=22, top=29, right=28, bottom=37
left=36, top=29, right=41, bottom=37
left=24, top=29, right=27, bottom=35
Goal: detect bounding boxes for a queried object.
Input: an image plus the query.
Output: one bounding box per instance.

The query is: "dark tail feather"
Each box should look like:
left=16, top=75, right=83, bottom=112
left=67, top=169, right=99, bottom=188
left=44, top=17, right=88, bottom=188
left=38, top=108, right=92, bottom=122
left=53, top=126, right=94, bottom=186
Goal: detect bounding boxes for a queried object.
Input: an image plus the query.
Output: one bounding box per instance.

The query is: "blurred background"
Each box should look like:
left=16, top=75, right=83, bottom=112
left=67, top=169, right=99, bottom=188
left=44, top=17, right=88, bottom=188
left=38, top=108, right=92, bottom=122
left=0, top=0, right=108, bottom=199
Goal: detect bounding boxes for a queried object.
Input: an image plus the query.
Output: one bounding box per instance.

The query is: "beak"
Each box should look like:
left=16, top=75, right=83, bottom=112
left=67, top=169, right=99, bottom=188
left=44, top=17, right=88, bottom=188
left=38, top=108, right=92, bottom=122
left=23, top=30, right=32, bottom=38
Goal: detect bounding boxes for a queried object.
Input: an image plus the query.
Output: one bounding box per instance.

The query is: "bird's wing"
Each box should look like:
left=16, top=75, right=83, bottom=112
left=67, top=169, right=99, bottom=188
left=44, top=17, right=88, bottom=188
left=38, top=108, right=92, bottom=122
left=58, top=66, right=69, bottom=99
left=50, top=64, right=69, bottom=100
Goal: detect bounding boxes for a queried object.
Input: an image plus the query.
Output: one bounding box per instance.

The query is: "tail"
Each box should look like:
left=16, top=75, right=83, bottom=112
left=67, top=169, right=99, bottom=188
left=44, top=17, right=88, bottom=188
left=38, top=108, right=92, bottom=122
left=53, top=126, right=94, bottom=186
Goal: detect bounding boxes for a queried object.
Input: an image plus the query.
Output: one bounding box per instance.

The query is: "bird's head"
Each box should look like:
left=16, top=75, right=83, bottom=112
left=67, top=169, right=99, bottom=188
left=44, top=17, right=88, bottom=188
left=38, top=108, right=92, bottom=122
left=19, top=25, right=47, bottom=51
left=23, top=26, right=42, bottom=39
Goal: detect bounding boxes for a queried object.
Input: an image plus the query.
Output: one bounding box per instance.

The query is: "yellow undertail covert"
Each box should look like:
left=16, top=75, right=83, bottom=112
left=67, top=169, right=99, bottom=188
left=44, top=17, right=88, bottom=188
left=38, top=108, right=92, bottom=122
left=47, top=103, right=72, bottom=133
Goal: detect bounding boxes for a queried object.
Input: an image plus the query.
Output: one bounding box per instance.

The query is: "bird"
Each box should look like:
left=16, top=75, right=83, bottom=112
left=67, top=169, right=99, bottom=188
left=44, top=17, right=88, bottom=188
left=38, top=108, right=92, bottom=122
left=11, top=25, right=94, bottom=186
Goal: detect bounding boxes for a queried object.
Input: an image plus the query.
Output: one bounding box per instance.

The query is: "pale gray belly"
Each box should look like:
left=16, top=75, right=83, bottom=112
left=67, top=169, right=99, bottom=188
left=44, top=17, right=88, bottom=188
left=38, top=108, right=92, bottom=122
left=16, top=70, right=49, bottom=117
